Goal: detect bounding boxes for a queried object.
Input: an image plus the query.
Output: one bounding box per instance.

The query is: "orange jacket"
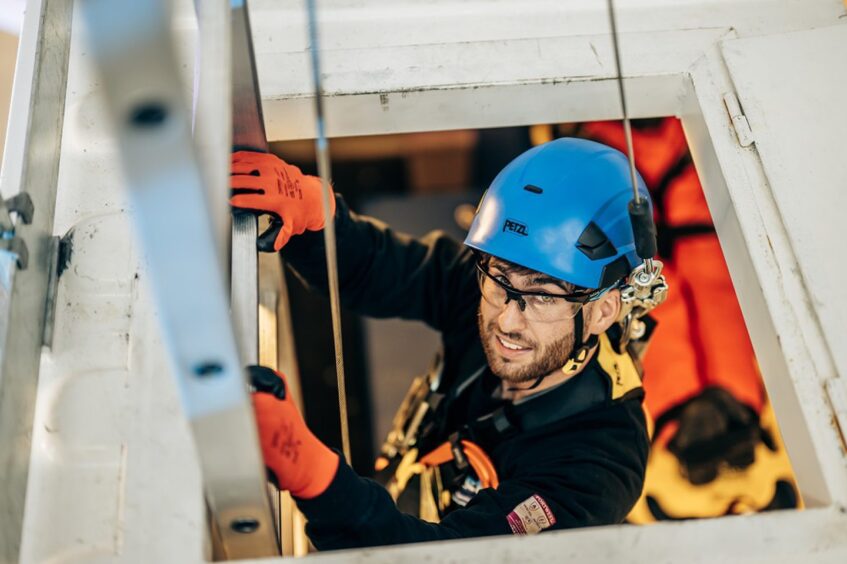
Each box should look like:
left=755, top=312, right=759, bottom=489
left=580, top=119, right=764, bottom=425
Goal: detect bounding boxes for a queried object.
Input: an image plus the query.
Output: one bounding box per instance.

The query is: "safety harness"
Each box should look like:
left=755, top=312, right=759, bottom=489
left=376, top=332, right=645, bottom=522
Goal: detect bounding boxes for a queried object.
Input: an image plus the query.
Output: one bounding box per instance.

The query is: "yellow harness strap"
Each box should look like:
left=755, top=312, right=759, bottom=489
left=595, top=333, right=642, bottom=400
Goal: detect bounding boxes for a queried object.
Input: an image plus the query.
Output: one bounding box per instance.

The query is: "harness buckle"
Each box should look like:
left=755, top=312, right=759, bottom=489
left=380, top=354, right=444, bottom=460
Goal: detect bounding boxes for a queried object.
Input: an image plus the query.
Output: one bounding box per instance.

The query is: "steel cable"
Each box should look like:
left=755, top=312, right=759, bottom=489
left=305, top=0, right=352, bottom=465
left=606, top=0, right=656, bottom=275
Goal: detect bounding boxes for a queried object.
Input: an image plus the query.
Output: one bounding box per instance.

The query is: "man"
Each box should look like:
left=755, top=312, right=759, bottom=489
left=230, top=138, right=654, bottom=550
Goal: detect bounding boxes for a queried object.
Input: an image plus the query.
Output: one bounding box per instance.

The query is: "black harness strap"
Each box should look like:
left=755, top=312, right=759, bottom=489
left=652, top=151, right=692, bottom=225
left=465, top=357, right=610, bottom=447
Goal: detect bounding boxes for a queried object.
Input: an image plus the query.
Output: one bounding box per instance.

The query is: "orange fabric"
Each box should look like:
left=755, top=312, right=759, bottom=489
left=640, top=263, right=701, bottom=419
left=580, top=119, right=688, bottom=189
left=581, top=119, right=764, bottom=417
left=674, top=236, right=762, bottom=411
left=420, top=440, right=500, bottom=489
left=230, top=151, right=336, bottom=251
left=663, top=165, right=712, bottom=227
left=461, top=441, right=500, bottom=489
left=252, top=370, right=340, bottom=499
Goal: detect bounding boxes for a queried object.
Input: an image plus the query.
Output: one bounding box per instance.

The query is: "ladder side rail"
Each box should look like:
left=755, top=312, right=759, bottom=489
left=79, top=0, right=278, bottom=558
left=192, top=0, right=232, bottom=275
left=230, top=0, right=264, bottom=371
left=230, top=0, right=309, bottom=552
left=0, top=0, right=73, bottom=560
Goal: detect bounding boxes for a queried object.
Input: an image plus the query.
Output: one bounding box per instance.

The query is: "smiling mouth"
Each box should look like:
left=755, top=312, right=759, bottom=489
left=496, top=335, right=532, bottom=353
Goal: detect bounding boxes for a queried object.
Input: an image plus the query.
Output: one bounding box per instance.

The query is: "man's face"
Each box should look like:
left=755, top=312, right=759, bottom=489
left=476, top=257, right=580, bottom=385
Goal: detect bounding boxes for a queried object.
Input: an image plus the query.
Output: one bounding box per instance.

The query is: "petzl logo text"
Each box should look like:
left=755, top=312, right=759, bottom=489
left=503, top=219, right=529, bottom=236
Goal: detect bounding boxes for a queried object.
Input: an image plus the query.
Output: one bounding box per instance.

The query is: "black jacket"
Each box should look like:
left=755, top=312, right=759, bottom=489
left=284, top=196, right=649, bottom=550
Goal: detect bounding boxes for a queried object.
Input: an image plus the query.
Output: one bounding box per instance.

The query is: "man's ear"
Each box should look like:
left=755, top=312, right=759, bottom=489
left=584, top=289, right=621, bottom=336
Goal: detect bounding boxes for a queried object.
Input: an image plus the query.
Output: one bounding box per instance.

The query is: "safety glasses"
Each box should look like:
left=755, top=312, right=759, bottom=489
left=475, top=261, right=601, bottom=322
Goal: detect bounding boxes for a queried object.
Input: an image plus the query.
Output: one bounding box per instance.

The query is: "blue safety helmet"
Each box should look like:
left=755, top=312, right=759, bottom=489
left=464, top=138, right=651, bottom=291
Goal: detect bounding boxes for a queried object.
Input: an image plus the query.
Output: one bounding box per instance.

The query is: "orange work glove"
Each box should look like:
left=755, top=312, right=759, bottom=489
left=230, top=151, right=336, bottom=252
left=249, top=365, right=339, bottom=499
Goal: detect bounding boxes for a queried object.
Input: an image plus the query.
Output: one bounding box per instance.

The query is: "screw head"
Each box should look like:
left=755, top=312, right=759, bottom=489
left=194, top=362, right=224, bottom=378
left=128, top=102, right=169, bottom=128
left=230, top=518, right=260, bottom=534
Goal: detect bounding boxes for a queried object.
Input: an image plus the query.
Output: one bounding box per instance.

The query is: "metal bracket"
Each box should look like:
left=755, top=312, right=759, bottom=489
left=5, top=193, right=35, bottom=225
left=723, top=92, right=755, bottom=147
left=0, top=193, right=34, bottom=270
left=41, top=236, right=66, bottom=348
left=0, top=237, right=28, bottom=270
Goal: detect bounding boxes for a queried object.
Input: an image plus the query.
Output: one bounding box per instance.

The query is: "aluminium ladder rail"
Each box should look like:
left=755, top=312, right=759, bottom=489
left=80, top=0, right=279, bottom=558
left=229, top=0, right=306, bottom=554
left=230, top=0, right=263, bottom=369
left=0, top=0, right=72, bottom=560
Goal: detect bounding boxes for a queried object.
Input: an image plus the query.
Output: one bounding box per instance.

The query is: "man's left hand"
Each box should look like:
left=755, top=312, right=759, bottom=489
left=230, top=151, right=335, bottom=252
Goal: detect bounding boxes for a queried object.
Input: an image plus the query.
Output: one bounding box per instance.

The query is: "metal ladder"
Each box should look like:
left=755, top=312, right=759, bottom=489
left=0, top=0, right=329, bottom=559
left=77, top=0, right=297, bottom=558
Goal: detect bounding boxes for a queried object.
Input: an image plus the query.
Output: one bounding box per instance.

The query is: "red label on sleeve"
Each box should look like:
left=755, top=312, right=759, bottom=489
left=507, top=494, right=556, bottom=535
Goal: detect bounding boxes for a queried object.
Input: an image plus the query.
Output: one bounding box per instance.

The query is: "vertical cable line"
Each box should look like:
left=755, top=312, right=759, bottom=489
left=606, top=0, right=655, bottom=275
left=305, top=0, right=352, bottom=465
left=605, top=0, right=639, bottom=204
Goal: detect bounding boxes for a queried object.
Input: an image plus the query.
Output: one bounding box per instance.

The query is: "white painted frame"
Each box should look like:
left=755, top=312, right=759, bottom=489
left=15, top=1, right=847, bottom=561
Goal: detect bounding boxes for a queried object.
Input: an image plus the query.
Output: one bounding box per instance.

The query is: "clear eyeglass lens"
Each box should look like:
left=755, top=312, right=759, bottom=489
left=478, top=272, right=583, bottom=321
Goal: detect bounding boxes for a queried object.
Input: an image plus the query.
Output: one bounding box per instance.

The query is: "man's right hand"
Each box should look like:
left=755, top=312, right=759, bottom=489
left=250, top=365, right=340, bottom=499
left=230, top=151, right=336, bottom=252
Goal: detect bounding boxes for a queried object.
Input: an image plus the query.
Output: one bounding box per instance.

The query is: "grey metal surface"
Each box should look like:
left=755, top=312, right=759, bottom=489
left=40, top=236, right=60, bottom=349
left=231, top=0, right=268, bottom=152
left=231, top=0, right=302, bottom=403
left=0, top=199, right=13, bottom=232
left=232, top=213, right=259, bottom=365
left=192, top=0, right=232, bottom=273
left=0, top=0, right=72, bottom=559
left=0, top=252, right=17, bottom=393
left=231, top=0, right=266, bottom=368
left=79, top=0, right=278, bottom=558
left=232, top=2, right=307, bottom=547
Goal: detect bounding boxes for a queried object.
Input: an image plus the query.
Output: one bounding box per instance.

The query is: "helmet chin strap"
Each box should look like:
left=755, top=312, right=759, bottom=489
left=508, top=307, right=599, bottom=392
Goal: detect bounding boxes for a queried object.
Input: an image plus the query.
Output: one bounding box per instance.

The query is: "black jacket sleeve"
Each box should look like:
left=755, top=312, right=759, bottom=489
left=282, top=195, right=479, bottom=333
left=295, top=401, right=648, bottom=550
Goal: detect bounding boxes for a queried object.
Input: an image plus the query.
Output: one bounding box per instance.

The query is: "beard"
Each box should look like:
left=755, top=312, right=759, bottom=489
left=477, top=307, right=576, bottom=384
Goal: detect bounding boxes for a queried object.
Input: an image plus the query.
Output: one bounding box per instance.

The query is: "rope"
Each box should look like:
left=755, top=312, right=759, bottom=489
left=305, top=0, right=352, bottom=465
